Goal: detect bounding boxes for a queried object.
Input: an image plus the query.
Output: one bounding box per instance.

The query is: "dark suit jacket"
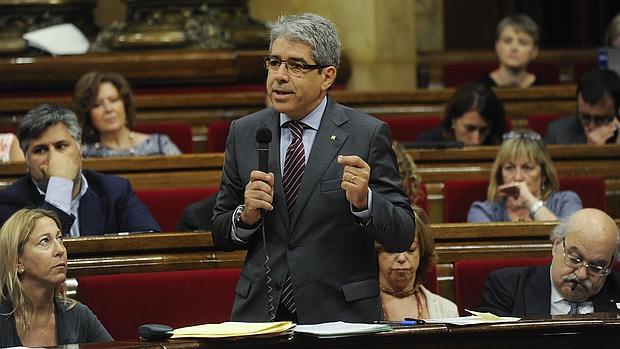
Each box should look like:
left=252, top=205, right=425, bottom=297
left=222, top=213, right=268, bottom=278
left=479, top=265, right=620, bottom=316
left=212, top=97, right=415, bottom=324
left=545, top=114, right=588, bottom=144
left=0, top=169, right=160, bottom=236
left=177, top=193, right=217, bottom=231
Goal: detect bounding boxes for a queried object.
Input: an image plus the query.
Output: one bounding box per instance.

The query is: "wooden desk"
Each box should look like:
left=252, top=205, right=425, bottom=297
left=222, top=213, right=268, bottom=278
left=64, top=222, right=559, bottom=303
left=78, top=316, right=620, bottom=349
left=3, top=144, right=617, bottom=220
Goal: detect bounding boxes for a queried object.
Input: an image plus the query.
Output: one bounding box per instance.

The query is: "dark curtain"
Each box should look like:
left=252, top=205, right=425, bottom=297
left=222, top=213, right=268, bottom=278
left=444, top=0, right=620, bottom=49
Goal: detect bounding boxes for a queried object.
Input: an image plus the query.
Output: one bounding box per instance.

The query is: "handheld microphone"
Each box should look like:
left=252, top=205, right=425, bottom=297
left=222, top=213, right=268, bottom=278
left=256, top=127, right=272, bottom=174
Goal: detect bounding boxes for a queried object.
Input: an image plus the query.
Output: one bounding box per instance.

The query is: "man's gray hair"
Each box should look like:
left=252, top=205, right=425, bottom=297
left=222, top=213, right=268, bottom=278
left=269, top=12, right=341, bottom=68
left=550, top=216, right=620, bottom=259
left=18, top=103, right=82, bottom=153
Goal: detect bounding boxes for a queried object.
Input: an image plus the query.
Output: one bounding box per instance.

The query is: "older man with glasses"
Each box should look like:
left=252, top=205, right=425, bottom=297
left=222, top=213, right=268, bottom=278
left=545, top=69, right=620, bottom=145
left=479, top=208, right=620, bottom=316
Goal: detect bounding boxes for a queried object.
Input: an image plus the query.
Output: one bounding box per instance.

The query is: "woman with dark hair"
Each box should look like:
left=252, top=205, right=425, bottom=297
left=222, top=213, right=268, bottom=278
left=377, top=207, right=458, bottom=320
left=0, top=208, right=112, bottom=347
left=419, top=83, right=506, bottom=145
left=73, top=71, right=181, bottom=157
left=468, top=130, right=582, bottom=222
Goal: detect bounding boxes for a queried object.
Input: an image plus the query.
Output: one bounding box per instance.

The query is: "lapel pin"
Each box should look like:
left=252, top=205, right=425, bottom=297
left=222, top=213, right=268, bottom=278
left=330, top=135, right=336, bottom=141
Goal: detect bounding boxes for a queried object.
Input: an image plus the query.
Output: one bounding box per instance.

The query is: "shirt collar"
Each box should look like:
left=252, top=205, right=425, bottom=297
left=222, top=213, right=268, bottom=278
left=279, top=95, right=327, bottom=131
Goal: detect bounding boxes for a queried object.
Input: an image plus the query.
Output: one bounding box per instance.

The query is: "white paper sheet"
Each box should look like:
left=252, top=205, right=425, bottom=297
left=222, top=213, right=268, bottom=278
left=23, top=23, right=89, bottom=55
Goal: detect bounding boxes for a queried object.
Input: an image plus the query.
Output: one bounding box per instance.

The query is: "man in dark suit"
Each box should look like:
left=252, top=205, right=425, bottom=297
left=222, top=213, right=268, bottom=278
left=545, top=69, right=620, bottom=145
left=0, top=103, right=160, bottom=236
left=212, top=13, right=415, bottom=324
left=479, top=208, right=620, bottom=316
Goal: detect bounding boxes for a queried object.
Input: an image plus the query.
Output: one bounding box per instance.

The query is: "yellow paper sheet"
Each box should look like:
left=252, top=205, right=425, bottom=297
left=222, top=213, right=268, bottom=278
left=171, top=321, right=295, bottom=338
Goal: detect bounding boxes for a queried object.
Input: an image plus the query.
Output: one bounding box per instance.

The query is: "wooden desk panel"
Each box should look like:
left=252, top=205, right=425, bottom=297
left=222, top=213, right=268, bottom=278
left=63, top=222, right=561, bottom=303
left=77, top=317, right=620, bottom=349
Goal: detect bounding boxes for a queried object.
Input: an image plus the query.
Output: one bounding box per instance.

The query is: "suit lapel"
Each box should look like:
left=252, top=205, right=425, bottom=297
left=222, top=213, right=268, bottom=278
left=290, top=99, right=348, bottom=229
left=524, top=265, right=552, bottom=315
left=592, top=273, right=620, bottom=312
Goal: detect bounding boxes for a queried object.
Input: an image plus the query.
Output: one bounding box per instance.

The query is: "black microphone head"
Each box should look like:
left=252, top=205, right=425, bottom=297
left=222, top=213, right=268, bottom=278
left=256, top=128, right=272, bottom=144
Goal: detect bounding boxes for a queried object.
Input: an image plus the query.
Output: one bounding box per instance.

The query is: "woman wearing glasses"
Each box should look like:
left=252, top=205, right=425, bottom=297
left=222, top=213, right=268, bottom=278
left=418, top=83, right=506, bottom=146
left=468, top=130, right=582, bottom=222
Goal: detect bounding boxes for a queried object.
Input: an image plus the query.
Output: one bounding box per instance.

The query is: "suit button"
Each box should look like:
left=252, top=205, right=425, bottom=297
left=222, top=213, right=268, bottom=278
left=274, top=282, right=281, bottom=290
left=288, top=244, right=295, bottom=251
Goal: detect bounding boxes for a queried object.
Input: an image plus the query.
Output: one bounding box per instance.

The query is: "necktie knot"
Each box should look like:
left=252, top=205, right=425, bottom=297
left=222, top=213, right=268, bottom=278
left=287, top=121, right=305, bottom=140
left=567, top=300, right=580, bottom=315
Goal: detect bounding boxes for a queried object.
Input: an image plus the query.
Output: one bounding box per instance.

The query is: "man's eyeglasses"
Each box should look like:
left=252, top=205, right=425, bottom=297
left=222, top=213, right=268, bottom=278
left=263, top=56, right=328, bottom=77
left=502, top=130, right=542, bottom=142
left=578, top=112, right=616, bottom=127
left=562, top=238, right=612, bottom=277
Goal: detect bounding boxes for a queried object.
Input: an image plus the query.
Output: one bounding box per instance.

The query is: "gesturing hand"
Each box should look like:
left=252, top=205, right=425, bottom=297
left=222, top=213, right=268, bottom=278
left=338, top=155, right=370, bottom=210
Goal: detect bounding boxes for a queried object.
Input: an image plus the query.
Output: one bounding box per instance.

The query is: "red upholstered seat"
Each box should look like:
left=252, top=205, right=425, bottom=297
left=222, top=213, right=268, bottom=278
left=559, top=177, right=607, bottom=211
left=443, top=61, right=560, bottom=87
left=135, top=187, right=219, bottom=232
left=454, top=258, right=550, bottom=315
left=443, top=177, right=606, bottom=223
left=527, top=113, right=564, bottom=137
left=77, top=268, right=241, bottom=340
left=573, top=60, right=597, bottom=83
left=380, top=116, right=441, bottom=142
left=443, top=179, right=488, bottom=223
left=207, top=120, right=231, bottom=152
left=133, top=122, right=193, bottom=153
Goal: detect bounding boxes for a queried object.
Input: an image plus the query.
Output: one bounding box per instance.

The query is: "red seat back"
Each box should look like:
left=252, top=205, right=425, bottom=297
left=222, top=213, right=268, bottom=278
left=443, top=177, right=606, bottom=223
left=559, top=177, right=607, bottom=211
left=207, top=121, right=231, bottom=152
left=527, top=113, right=564, bottom=137
left=573, top=60, right=597, bottom=83
left=443, top=61, right=560, bottom=87
left=133, top=122, right=193, bottom=153
left=381, top=116, right=441, bottom=142
left=77, top=268, right=241, bottom=340
left=443, top=179, right=488, bottom=223
left=135, top=187, right=219, bottom=232
left=454, top=258, right=550, bottom=315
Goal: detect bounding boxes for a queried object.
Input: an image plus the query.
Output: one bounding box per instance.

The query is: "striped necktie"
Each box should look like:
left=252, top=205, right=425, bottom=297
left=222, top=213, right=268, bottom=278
left=280, top=121, right=305, bottom=314
left=567, top=301, right=580, bottom=315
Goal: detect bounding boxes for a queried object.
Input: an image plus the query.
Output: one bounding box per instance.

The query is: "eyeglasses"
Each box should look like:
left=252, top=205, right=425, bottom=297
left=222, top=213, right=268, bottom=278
left=502, top=130, right=542, bottom=142
left=263, top=56, right=328, bottom=77
left=463, top=125, right=490, bottom=134
left=562, top=238, right=612, bottom=277
left=578, top=112, right=616, bottom=126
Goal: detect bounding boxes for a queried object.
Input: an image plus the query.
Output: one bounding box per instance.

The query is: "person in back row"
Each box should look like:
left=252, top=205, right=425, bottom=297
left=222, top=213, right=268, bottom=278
left=0, top=132, right=25, bottom=162
left=479, top=208, right=620, bottom=316
left=418, top=83, right=506, bottom=146
left=73, top=71, right=181, bottom=157
left=480, top=14, right=544, bottom=88
left=545, top=69, right=620, bottom=145
left=0, top=208, right=112, bottom=347
left=0, top=103, right=160, bottom=236
left=468, top=129, right=582, bottom=222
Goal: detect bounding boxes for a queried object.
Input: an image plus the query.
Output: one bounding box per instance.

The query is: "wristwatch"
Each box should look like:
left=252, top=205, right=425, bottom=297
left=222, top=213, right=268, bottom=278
left=234, top=204, right=259, bottom=229
left=530, top=200, right=544, bottom=219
